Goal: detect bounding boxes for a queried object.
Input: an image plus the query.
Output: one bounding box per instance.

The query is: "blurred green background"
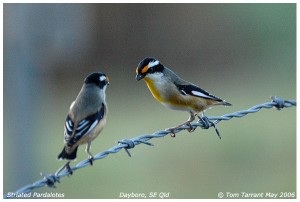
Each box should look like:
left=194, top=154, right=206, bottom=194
left=3, top=3, right=296, bottom=199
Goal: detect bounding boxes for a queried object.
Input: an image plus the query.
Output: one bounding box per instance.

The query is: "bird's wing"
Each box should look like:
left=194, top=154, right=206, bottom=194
left=176, top=83, right=223, bottom=102
left=64, top=103, right=105, bottom=147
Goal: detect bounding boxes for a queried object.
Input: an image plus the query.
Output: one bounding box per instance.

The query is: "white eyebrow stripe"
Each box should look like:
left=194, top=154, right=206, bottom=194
left=99, top=75, right=106, bottom=81
left=148, top=60, right=159, bottom=68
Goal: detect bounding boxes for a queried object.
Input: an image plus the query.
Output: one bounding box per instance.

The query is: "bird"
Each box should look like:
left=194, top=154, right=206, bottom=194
left=135, top=57, right=231, bottom=137
left=57, top=72, right=109, bottom=174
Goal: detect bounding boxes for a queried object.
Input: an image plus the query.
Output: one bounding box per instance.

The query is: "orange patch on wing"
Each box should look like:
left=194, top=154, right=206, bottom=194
left=135, top=67, right=139, bottom=74
left=141, top=65, right=149, bottom=74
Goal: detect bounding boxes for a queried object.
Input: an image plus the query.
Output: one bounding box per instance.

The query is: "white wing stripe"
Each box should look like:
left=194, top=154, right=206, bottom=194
left=86, top=120, right=99, bottom=135
left=78, top=119, right=87, bottom=125
left=74, top=120, right=98, bottom=139
left=76, top=120, right=89, bottom=130
left=65, top=121, right=72, bottom=132
left=191, top=90, right=215, bottom=99
left=180, top=90, right=187, bottom=95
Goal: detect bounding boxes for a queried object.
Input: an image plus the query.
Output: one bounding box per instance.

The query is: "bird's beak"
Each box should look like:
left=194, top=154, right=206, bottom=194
left=136, top=74, right=144, bottom=81
left=106, top=76, right=110, bottom=85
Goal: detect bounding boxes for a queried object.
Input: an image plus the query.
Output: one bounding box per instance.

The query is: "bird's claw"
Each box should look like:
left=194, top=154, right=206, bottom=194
left=88, top=156, right=94, bottom=165
left=165, top=128, right=177, bottom=137
left=165, top=121, right=195, bottom=137
left=186, top=122, right=195, bottom=132
left=65, top=163, right=73, bottom=175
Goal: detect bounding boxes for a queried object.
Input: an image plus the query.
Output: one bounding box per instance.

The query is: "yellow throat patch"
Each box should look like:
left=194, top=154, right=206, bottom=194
left=144, top=78, right=163, bottom=102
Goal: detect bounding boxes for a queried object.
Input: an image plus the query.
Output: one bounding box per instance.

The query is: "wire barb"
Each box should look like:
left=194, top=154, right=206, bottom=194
left=118, top=139, right=154, bottom=157
left=4, top=96, right=296, bottom=198
left=198, top=113, right=221, bottom=139
left=40, top=173, right=60, bottom=188
left=271, top=96, right=287, bottom=110
left=118, top=139, right=135, bottom=157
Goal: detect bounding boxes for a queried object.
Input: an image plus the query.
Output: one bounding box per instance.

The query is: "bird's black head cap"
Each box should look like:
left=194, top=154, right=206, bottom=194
left=84, top=72, right=109, bottom=88
left=136, top=57, right=164, bottom=81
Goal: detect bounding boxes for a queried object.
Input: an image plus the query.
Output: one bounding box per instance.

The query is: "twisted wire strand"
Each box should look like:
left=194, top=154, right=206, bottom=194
left=5, top=96, right=296, bottom=198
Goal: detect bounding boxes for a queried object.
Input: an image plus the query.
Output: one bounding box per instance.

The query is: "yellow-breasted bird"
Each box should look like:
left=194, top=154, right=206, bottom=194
left=136, top=57, right=231, bottom=136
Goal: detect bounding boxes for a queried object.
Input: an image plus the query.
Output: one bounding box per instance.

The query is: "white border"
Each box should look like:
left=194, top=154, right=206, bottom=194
left=1, top=1, right=298, bottom=201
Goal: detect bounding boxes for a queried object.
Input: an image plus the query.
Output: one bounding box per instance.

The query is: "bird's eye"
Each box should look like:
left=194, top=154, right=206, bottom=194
left=148, top=67, right=154, bottom=73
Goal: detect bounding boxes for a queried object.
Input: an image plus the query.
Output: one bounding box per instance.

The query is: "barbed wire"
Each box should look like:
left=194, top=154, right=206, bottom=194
left=5, top=96, right=296, bottom=198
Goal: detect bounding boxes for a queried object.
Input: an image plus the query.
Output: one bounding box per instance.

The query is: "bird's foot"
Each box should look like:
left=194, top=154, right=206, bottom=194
left=55, top=162, right=73, bottom=176
left=165, top=121, right=194, bottom=137
left=62, top=162, right=73, bottom=175
left=65, top=163, right=73, bottom=175
left=186, top=122, right=195, bottom=132
left=88, top=156, right=94, bottom=165
left=165, top=127, right=177, bottom=137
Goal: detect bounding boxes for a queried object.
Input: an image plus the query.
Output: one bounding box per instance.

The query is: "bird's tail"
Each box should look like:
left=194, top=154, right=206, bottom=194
left=57, top=146, right=78, bottom=160
left=222, top=101, right=232, bottom=106
left=212, top=100, right=232, bottom=106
